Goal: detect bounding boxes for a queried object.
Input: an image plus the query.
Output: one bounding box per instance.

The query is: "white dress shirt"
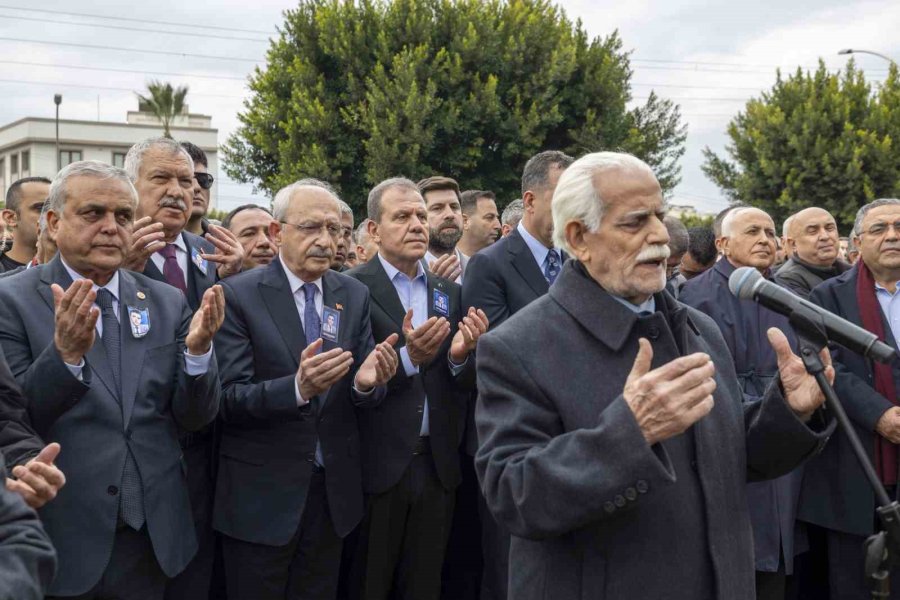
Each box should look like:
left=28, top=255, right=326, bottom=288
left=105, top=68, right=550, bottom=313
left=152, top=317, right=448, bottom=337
left=280, top=256, right=324, bottom=408
left=60, top=257, right=212, bottom=379
left=424, top=248, right=465, bottom=284
left=517, top=221, right=558, bottom=276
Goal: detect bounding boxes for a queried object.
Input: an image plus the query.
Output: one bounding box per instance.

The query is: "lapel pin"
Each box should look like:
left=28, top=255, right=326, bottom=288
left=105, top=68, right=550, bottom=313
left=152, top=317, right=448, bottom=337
left=335, top=303, right=344, bottom=311
left=136, top=291, right=146, bottom=300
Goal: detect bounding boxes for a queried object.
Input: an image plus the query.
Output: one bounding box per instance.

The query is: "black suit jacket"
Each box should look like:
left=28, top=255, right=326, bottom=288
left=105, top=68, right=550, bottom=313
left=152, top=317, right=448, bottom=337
left=213, top=260, right=383, bottom=543
left=142, top=231, right=217, bottom=311
left=0, top=256, right=221, bottom=595
left=346, top=257, right=475, bottom=494
left=802, top=265, right=898, bottom=536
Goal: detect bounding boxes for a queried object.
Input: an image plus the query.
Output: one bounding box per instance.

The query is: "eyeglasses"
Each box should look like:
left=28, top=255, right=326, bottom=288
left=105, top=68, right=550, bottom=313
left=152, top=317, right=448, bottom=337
left=280, top=220, right=342, bottom=239
left=195, top=172, right=215, bottom=190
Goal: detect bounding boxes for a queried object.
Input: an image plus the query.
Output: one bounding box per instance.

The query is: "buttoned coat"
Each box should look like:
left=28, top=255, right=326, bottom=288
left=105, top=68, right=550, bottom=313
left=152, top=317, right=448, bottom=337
left=475, top=261, right=833, bottom=600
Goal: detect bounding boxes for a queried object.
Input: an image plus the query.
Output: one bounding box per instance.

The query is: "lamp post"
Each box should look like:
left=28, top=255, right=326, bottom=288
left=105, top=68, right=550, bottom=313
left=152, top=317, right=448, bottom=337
left=54, top=94, right=62, bottom=172
left=838, top=48, right=897, bottom=67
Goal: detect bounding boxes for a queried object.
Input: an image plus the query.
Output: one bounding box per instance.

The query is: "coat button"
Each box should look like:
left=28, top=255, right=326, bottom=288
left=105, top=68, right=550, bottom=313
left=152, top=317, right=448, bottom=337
left=603, top=501, right=616, bottom=514
left=647, top=327, right=660, bottom=340
left=636, top=480, right=649, bottom=494
left=625, top=487, right=637, bottom=501
left=107, top=485, right=118, bottom=496
left=614, top=494, right=626, bottom=507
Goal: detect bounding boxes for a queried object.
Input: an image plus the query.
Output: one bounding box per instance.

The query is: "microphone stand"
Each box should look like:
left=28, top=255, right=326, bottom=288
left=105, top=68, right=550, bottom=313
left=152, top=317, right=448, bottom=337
left=789, top=305, right=900, bottom=599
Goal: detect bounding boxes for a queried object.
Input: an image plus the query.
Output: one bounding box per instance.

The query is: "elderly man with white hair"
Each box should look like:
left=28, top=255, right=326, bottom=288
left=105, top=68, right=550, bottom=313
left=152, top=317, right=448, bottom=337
left=474, top=152, right=835, bottom=599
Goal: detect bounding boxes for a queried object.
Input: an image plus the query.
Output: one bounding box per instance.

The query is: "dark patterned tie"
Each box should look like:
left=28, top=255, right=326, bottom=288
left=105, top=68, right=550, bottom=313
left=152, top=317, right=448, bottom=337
left=96, top=289, right=145, bottom=530
left=545, top=249, right=561, bottom=285
left=158, top=244, right=187, bottom=295
left=302, top=283, right=325, bottom=467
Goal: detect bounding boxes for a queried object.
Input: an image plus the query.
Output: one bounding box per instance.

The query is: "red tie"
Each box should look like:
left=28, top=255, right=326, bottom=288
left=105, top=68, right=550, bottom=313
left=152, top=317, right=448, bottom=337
left=158, top=244, right=187, bottom=294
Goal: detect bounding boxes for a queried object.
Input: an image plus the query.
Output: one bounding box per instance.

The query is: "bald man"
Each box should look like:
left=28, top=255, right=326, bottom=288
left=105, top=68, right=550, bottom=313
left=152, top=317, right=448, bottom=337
left=775, top=207, right=851, bottom=298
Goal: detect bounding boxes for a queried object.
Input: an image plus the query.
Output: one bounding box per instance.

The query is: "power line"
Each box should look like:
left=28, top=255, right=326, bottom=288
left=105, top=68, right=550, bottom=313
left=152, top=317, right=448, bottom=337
left=633, top=57, right=890, bottom=72
left=632, top=82, right=764, bottom=91
left=0, top=13, right=271, bottom=43
left=0, top=4, right=276, bottom=35
left=0, top=59, right=248, bottom=82
left=0, top=78, right=245, bottom=99
left=0, top=36, right=262, bottom=64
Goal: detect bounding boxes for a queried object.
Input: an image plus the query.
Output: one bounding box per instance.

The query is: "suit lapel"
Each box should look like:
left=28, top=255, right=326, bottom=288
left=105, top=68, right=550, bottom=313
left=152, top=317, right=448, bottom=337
left=507, top=228, right=549, bottom=297
left=118, top=272, right=148, bottom=427
left=142, top=257, right=165, bottom=283
left=259, top=261, right=305, bottom=368
left=319, top=271, right=350, bottom=412
left=183, top=233, right=213, bottom=310
left=358, top=258, right=406, bottom=330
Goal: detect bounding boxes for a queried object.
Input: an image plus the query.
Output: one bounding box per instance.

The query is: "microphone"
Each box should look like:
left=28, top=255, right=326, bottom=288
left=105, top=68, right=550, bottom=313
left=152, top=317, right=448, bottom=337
left=728, top=266, right=896, bottom=364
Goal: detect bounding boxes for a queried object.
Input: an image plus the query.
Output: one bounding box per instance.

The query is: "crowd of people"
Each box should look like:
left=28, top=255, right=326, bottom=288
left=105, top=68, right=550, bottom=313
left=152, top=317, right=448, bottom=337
left=0, top=137, right=894, bottom=600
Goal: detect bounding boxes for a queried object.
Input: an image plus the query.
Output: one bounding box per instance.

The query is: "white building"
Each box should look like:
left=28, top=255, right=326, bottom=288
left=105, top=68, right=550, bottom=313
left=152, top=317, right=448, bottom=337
left=0, top=108, right=218, bottom=207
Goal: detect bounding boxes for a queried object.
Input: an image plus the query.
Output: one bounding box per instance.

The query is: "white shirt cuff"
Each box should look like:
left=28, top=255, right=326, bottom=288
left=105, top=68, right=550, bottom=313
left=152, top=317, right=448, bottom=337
left=183, top=346, right=213, bottom=376
left=400, top=347, right=419, bottom=377
left=448, top=353, right=468, bottom=375
left=353, top=382, right=376, bottom=396
left=64, top=358, right=85, bottom=382
left=294, top=379, right=311, bottom=407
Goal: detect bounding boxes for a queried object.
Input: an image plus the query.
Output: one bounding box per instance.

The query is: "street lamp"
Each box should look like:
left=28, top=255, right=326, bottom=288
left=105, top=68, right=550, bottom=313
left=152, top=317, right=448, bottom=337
left=54, top=94, right=62, bottom=172
left=838, top=48, right=897, bottom=66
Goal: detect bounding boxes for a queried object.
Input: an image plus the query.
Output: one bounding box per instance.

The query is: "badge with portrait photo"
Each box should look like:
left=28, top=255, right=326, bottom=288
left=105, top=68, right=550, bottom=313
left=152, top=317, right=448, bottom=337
left=127, top=306, right=150, bottom=338
left=321, top=306, right=341, bottom=342
left=191, top=246, right=208, bottom=276
left=433, top=289, right=450, bottom=317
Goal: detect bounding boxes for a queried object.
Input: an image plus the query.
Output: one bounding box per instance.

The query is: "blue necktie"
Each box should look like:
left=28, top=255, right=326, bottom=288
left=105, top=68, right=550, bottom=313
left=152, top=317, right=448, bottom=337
left=544, top=249, right=561, bottom=285
left=302, top=283, right=325, bottom=467
left=97, top=289, right=145, bottom=530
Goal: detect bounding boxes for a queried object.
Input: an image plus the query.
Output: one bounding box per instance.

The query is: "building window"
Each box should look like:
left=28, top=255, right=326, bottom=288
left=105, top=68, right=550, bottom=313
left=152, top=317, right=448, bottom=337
left=60, top=150, right=83, bottom=167
left=112, top=152, right=126, bottom=168
left=20, top=151, right=29, bottom=173
left=10, top=154, right=17, bottom=177
left=0, top=158, right=5, bottom=196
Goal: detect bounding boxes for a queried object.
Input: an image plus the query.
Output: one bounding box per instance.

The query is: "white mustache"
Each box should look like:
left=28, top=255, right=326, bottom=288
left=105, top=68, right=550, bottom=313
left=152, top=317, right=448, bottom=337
left=635, top=245, right=671, bottom=263
left=159, top=196, right=187, bottom=211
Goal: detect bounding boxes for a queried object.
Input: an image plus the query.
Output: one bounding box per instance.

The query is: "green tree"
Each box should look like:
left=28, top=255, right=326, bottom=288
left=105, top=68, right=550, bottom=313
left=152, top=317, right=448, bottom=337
left=702, top=60, right=900, bottom=231
left=137, top=81, right=189, bottom=139
left=224, top=0, right=687, bottom=214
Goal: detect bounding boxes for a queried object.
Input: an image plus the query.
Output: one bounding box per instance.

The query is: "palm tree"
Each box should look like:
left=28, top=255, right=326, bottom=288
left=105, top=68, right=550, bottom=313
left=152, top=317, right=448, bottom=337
left=136, top=81, right=189, bottom=138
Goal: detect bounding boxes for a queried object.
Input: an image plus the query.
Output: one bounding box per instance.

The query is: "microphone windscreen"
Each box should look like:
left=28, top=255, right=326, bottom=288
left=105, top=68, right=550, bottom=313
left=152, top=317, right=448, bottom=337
left=728, top=266, right=762, bottom=300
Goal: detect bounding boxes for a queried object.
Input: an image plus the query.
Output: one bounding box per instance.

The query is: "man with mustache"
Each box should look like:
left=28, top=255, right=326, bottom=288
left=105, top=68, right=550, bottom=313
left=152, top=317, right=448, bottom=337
left=418, top=176, right=466, bottom=284
left=681, top=207, right=805, bottom=600
left=222, top=204, right=278, bottom=271
left=331, top=199, right=355, bottom=272
left=0, top=160, right=223, bottom=600
left=775, top=207, right=851, bottom=299
left=476, top=152, right=833, bottom=600
left=347, top=177, right=487, bottom=600
left=457, top=190, right=501, bottom=260
left=121, top=137, right=243, bottom=600
left=213, top=178, right=399, bottom=599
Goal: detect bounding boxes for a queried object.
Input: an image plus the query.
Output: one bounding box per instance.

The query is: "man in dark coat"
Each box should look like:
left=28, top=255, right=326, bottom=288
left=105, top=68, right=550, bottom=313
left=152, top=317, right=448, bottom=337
left=775, top=207, right=851, bottom=298
left=804, top=198, right=900, bottom=599
left=475, top=152, right=834, bottom=600
left=681, top=206, right=804, bottom=599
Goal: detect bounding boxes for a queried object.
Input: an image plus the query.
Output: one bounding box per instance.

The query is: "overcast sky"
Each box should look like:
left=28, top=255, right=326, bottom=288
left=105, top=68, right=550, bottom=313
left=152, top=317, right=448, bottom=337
left=1, top=0, right=898, bottom=214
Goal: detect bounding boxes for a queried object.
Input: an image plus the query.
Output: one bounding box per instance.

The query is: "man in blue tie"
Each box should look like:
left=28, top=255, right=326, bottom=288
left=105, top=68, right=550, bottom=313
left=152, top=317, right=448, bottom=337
left=461, top=149, right=573, bottom=600
left=213, top=178, right=400, bottom=600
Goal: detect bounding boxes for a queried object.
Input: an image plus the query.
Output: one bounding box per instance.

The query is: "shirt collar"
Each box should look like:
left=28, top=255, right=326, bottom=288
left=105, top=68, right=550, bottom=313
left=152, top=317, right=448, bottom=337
left=60, top=256, right=120, bottom=302
left=171, top=233, right=188, bottom=254
left=278, top=255, right=323, bottom=297
left=425, top=248, right=463, bottom=264
left=874, top=281, right=900, bottom=296
left=610, top=294, right=656, bottom=314
left=378, top=252, right=426, bottom=283
left=517, top=221, right=552, bottom=269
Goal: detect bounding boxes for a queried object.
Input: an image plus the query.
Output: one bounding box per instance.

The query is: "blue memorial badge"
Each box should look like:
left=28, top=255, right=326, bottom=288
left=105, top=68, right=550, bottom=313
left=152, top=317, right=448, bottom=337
left=433, top=289, right=450, bottom=317
left=191, top=246, right=208, bottom=276
left=321, top=307, right=341, bottom=342
left=127, top=306, right=150, bottom=338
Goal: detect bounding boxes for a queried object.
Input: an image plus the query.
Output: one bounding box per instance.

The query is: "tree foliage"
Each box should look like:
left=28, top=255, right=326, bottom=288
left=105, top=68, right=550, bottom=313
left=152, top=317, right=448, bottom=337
left=137, top=81, right=189, bottom=139
left=703, top=61, right=900, bottom=231
left=224, top=0, right=687, bottom=214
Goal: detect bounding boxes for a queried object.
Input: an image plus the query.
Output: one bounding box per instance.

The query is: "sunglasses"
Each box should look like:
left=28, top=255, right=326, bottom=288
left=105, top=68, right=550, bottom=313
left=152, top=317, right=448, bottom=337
left=195, top=172, right=215, bottom=190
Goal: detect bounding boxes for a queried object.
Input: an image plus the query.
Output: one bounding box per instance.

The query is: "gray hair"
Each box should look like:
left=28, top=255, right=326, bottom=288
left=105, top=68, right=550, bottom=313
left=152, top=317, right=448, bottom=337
left=38, top=201, right=51, bottom=230
left=123, top=137, right=192, bottom=182
left=782, top=215, right=794, bottom=240
left=47, top=160, right=138, bottom=214
left=720, top=206, right=772, bottom=238
left=356, top=218, right=371, bottom=245
left=367, top=177, right=420, bottom=223
left=501, top=199, right=524, bottom=227
left=337, top=199, right=354, bottom=223
left=663, top=216, right=689, bottom=255
left=272, top=178, right=340, bottom=222
left=521, top=150, right=575, bottom=197
left=854, top=198, right=900, bottom=235
left=551, top=152, right=655, bottom=253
